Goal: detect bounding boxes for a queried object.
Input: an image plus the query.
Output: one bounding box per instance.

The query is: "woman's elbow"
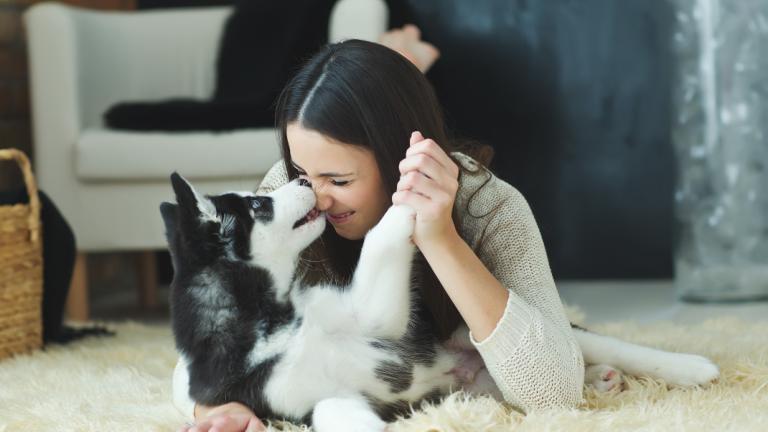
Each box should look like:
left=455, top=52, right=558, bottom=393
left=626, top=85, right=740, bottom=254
left=558, top=342, right=586, bottom=409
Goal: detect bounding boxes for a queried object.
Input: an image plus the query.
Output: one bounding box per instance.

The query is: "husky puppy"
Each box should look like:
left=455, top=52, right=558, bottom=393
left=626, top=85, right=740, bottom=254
left=162, top=173, right=719, bottom=430
left=162, top=173, right=479, bottom=431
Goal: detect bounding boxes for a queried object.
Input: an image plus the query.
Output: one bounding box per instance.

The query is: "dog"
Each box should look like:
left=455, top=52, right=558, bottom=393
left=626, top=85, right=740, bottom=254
left=162, top=173, right=492, bottom=431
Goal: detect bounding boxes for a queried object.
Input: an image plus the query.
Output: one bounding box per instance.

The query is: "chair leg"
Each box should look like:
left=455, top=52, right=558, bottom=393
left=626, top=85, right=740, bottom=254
left=137, top=250, right=158, bottom=309
left=66, top=252, right=89, bottom=322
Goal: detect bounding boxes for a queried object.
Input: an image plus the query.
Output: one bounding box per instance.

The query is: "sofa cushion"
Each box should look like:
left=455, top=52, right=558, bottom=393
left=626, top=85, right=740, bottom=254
left=76, top=128, right=281, bottom=181
left=104, top=0, right=338, bottom=132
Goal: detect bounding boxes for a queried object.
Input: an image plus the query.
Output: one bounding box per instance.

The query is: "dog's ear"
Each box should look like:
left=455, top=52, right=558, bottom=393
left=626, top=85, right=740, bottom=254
left=170, top=172, right=217, bottom=222
left=160, top=201, right=182, bottom=270
left=160, top=202, right=178, bottom=241
left=171, top=172, right=197, bottom=208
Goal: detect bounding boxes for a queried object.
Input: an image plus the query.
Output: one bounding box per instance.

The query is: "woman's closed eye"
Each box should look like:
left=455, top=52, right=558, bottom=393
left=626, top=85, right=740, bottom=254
left=298, top=173, right=350, bottom=187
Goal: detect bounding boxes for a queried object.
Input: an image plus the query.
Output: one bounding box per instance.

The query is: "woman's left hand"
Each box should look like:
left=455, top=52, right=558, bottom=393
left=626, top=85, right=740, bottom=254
left=393, top=131, right=460, bottom=248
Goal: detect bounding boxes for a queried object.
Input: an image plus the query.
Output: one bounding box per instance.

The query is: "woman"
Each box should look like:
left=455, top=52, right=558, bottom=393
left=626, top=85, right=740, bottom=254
left=176, top=37, right=584, bottom=432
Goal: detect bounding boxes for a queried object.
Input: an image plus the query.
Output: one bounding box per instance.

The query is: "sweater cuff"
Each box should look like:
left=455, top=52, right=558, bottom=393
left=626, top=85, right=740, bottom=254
left=469, top=291, right=535, bottom=366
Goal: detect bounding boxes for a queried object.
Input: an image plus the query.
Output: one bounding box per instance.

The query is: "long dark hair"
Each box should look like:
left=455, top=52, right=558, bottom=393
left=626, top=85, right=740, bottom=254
left=275, top=39, right=470, bottom=340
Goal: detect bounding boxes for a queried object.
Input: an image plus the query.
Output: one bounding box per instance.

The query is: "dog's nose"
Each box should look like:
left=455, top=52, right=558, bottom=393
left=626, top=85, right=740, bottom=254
left=298, top=178, right=312, bottom=188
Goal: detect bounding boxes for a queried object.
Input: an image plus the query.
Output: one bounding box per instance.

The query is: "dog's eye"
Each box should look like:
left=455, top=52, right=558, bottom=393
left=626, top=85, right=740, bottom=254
left=248, top=196, right=273, bottom=220
left=251, top=196, right=272, bottom=212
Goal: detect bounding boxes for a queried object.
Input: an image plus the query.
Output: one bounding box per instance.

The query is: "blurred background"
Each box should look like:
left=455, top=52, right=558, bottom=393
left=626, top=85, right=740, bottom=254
left=1, top=0, right=766, bottom=326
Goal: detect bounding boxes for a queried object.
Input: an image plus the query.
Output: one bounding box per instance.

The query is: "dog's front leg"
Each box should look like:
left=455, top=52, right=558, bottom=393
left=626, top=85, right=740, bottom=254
left=312, top=396, right=387, bottom=432
left=348, top=205, right=415, bottom=339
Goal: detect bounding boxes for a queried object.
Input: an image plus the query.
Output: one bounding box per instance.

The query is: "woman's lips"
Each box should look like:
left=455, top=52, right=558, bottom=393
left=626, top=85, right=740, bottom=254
left=326, top=211, right=355, bottom=224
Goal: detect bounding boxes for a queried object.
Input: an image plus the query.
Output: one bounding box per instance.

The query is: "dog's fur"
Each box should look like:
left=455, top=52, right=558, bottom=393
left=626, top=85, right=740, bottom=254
left=162, top=174, right=488, bottom=430
left=162, top=173, right=720, bottom=430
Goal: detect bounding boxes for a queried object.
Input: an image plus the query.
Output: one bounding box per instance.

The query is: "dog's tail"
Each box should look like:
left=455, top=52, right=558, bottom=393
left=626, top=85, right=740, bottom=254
left=571, top=324, right=720, bottom=387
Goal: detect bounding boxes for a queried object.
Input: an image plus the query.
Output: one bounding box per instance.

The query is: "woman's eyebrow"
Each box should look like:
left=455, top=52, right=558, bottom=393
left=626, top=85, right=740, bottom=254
left=291, top=161, right=354, bottom=177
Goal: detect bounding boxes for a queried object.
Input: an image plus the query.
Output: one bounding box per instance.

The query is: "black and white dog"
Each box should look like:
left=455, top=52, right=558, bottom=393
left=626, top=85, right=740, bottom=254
left=161, top=173, right=719, bottom=430
left=162, top=173, right=487, bottom=431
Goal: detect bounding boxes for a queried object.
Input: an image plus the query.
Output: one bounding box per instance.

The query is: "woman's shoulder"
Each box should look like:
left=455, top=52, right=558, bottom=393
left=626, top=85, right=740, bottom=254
left=451, top=152, right=527, bottom=212
left=451, top=152, right=536, bottom=245
left=256, top=159, right=289, bottom=194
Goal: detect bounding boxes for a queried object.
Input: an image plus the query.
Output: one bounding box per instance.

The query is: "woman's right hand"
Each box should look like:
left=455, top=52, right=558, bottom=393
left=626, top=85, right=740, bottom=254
left=178, top=402, right=266, bottom=432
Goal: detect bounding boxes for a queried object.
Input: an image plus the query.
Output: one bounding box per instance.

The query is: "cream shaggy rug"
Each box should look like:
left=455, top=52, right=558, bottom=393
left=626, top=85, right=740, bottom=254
left=1, top=315, right=767, bottom=432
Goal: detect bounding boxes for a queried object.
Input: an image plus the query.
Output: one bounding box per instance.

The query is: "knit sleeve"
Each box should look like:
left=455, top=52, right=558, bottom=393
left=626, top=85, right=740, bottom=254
left=255, top=159, right=289, bottom=194
left=468, top=186, right=585, bottom=413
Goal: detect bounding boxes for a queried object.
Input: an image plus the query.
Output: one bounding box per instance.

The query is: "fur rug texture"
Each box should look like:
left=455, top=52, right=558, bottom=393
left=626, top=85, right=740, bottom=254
left=1, top=310, right=767, bottom=432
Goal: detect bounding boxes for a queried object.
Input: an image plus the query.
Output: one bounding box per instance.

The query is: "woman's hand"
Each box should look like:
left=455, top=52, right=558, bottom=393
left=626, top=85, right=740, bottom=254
left=393, top=131, right=461, bottom=248
left=378, top=24, right=441, bottom=73
left=179, top=402, right=265, bottom=432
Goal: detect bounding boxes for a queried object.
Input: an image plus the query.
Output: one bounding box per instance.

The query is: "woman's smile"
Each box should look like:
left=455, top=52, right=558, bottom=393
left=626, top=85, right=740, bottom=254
left=326, top=211, right=355, bottom=224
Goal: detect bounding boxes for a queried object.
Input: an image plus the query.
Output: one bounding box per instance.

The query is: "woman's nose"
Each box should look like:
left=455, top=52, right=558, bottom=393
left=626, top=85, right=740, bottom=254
left=314, top=188, right=333, bottom=211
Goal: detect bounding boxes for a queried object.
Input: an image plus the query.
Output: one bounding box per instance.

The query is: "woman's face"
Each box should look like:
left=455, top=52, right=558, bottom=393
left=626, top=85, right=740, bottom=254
left=286, top=123, right=390, bottom=240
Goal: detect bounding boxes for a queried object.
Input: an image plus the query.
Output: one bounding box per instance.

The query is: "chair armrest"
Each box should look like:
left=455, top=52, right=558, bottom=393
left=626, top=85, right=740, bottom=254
left=25, top=2, right=81, bottom=172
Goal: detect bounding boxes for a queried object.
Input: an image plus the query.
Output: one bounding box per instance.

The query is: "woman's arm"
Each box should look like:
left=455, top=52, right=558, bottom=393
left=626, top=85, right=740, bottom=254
left=418, top=232, right=508, bottom=342
left=420, top=191, right=585, bottom=412
left=394, top=138, right=584, bottom=412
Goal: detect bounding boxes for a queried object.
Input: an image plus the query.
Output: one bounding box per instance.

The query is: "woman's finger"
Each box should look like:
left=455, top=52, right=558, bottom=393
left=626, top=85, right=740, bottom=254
left=398, top=167, right=458, bottom=204
left=393, top=189, right=431, bottom=210
left=407, top=132, right=459, bottom=177
left=398, top=171, right=435, bottom=196
left=189, top=422, right=211, bottom=432
left=398, top=152, right=444, bottom=181
left=211, top=414, right=253, bottom=432
left=245, top=416, right=266, bottom=432
left=410, top=131, right=423, bottom=145
left=401, top=174, right=452, bottom=207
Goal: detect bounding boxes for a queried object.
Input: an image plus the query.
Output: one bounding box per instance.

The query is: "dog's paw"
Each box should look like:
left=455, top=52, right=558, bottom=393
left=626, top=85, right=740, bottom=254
left=585, top=364, right=624, bottom=392
left=313, top=398, right=387, bottom=432
left=368, top=205, right=415, bottom=245
left=656, top=353, right=720, bottom=387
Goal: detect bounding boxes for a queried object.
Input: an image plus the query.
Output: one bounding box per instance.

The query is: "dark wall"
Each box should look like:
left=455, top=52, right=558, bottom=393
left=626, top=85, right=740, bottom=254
left=139, top=0, right=676, bottom=279
left=389, top=0, right=676, bottom=279
left=136, top=0, right=224, bottom=8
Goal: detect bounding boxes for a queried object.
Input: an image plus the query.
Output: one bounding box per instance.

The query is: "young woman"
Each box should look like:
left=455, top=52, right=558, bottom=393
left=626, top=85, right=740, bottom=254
left=176, top=38, right=583, bottom=432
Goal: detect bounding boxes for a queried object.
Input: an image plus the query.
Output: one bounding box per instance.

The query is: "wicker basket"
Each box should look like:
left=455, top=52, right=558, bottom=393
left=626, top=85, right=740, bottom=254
left=0, top=148, right=43, bottom=360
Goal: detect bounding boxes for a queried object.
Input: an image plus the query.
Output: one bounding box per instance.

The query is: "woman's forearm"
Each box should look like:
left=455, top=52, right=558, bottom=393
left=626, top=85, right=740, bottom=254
left=418, top=231, right=509, bottom=341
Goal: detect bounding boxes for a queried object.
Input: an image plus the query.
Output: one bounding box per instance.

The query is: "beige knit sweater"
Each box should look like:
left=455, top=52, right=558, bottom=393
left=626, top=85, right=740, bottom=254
left=172, top=152, right=585, bottom=418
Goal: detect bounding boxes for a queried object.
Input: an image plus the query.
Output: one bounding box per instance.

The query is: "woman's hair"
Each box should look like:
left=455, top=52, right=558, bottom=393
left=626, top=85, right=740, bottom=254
left=275, top=39, right=479, bottom=340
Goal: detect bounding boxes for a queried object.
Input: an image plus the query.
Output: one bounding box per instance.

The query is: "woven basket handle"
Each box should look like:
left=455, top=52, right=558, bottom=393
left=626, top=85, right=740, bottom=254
left=0, top=148, right=42, bottom=245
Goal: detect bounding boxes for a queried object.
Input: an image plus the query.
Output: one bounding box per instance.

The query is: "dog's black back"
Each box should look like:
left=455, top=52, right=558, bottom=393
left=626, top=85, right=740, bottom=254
left=161, top=175, right=297, bottom=420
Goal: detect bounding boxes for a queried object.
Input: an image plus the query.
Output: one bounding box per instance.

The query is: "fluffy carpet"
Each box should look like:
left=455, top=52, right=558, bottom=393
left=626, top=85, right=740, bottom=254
left=1, top=315, right=766, bottom=432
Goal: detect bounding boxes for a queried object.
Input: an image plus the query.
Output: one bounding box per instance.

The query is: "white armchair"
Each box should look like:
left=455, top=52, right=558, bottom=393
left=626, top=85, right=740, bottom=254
left=24, top=0, right=387, bottom=320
